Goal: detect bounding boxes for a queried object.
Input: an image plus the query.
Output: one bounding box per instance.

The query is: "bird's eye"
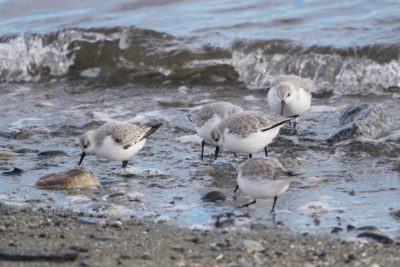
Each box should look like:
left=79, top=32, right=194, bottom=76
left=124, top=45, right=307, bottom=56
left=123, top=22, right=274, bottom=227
left=288, top=93, right=291, bottom=97
left=215, top=138, right=219, bottom=142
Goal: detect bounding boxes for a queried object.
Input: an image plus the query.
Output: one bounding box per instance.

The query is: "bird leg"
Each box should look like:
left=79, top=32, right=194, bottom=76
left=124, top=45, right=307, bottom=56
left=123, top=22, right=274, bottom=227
left=271, top=196, right=278, bottom=213
left=233, top=152, right=238, bottom=157
left=239, top=199, right=256, bottom=208
left=264, top=147, right=268, bottom=157
left=214, top=146, right=220, bottom=160
left=122, top=160, right=128, bottom=168
left=201, top=139, right=205, bottom=160
left=234, top=184, right=239, bottom=193
left=248, top=153, right=252, bottom=159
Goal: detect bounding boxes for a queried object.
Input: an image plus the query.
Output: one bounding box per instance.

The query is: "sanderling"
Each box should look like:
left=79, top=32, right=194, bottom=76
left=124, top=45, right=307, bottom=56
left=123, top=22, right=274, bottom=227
left=267, top=75, right=312, bottom=128
left=79, top=121, right=162, bottom=168
left=211, top=111, right=297, bottom=160
left=237, top=157, right=296, bottom=212
left=187, top=101, right=243, bottom=160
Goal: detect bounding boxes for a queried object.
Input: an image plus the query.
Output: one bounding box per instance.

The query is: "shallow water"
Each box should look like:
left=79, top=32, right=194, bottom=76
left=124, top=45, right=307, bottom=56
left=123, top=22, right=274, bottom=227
left=0, top=82, right=399, bottom=240
left=1, top=0, right=399, bottom=240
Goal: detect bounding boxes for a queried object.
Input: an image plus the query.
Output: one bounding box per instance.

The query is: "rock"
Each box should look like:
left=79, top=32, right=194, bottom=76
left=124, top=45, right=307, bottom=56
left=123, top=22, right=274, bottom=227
left=356, top=226, right=378, bottom=232
left=243, top=240, right=264, bottom=253
left=357, top=232, right=394, bottom=244
left=37, top=150, right=68, bottom=157
left=2, top=167, right=24, bottom=176
left=110, top=220, right=123, bottom=229
left=347, top=224, right=356, bottom=231
left=154, top=215, right=170, bottom=224
left=0, top=249, right=78, bottom=262
left=389, top=210, right=400, bottom=221
left=328, top=104, right=393, bottom=144
left=201, top=191, right=226, bottom=203
left=35, top=169, right=99, bottom=189
left=214, top=213, right=235, bottom=228
left=331, top=227, right=343, bottom=234
left=0, top=152, right=14, bottom=158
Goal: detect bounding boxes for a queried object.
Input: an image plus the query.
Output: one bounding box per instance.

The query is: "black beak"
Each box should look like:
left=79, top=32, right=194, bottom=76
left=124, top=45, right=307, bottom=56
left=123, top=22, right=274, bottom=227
left=214, top=146, right=220, bottom=160
left=280, top=100, right=286, bottom=115
left=78, top=152, right=86, bottom=166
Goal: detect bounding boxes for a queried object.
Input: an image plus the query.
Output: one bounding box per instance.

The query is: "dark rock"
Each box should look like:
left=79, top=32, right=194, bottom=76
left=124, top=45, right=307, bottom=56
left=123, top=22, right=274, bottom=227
left=0, top=249, right=78, bottom=261
left=14, top=148, right=38, bottom=154
left=356, top=226, right=378, bottom=231
left=37, top=151, right=68, bottom=157
left=347, top=224, right=356, bottom=231
left=214, top=212, right=235, bottom=228
left=331, top=227, right=343, bottom=234
left=328, top=103, right=393, bottom=144
left=357, top=232, right=394, bottom=244
left=2, top=167, right=24, bottom=176
left=389, top=210, right=400, bottom=221
left=201, top=191, right=226, bottom=203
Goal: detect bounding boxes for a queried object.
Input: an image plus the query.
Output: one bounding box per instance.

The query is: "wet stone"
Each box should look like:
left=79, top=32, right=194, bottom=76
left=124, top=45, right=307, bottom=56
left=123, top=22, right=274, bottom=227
left=243, top=240, right=264, bottom=253
left=331, top=227, right=343, bottom=234
left=37, top=150, right=68, bottom=157
left=2, top=167, right=24, bottom=176
left=347, top=224, right=356, bottom=231
left=35, top=169, right=99, bottom=189
left=201, top=191, right=226, bottom=203
left=389, top=210, right=400, bottom=221
left=328, top=103, right=393, bottom=144
left=357, top=232, right=394, bottom=244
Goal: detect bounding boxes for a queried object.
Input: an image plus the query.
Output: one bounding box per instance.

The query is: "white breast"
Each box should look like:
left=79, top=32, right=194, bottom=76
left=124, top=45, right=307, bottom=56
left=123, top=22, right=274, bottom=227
left=95, top=136, right=146, bottom=161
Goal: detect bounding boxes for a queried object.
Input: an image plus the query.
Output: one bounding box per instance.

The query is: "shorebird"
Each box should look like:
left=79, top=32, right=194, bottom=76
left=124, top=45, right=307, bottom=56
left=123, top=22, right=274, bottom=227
left=237, top=157, right=297, bottom=212
left=211, top=111, right=297, bottom=160
left=267, top=75, right=312, bottom=129
left=188, top=101, right=243, bottom=160
left=79, top=121, right=162, bottom=168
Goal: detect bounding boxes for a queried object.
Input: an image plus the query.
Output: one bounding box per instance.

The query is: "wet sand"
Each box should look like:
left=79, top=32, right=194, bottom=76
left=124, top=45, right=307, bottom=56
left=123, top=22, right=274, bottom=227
left=0, top=208, right=399, bottom=267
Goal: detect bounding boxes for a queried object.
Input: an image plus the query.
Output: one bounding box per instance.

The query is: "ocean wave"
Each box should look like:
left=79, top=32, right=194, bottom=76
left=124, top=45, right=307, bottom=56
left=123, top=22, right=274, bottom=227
left=0, top=27, right=399, bottom=95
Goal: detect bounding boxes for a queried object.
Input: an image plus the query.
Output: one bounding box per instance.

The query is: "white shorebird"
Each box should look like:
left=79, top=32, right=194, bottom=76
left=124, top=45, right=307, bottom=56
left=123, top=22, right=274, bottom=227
left=187, top=101, right=243, bottom=160
left=237, top=157, right=296, bottom=212
left=210, top=111, right=297, bottom=160
left=267, top=75, right=312, bottom=128
left=79, top=121, right=162, bottom=168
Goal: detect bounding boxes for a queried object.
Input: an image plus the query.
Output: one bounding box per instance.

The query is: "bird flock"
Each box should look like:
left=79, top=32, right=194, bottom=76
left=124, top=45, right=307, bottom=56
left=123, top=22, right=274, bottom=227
left=79, top=74, right=312, bottom=213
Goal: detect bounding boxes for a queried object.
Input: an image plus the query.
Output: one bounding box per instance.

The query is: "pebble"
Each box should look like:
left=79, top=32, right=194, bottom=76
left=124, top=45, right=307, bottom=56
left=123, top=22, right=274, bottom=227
left=201, top=191, right=226, bottom=203
left=243, top=240, right=264, bottom=253
left=37, top=150, right=68, bottom=157
left=0, top=152, right=14, bottom=158
left=155, top=215, right=171, bottom=224
left=35, top=169, right=99, bottom=189
left=110, top=220, right=123, bottom=229
left=357, top=232, right=393, bottom=244
left=2, top=167, right=24, bottom=176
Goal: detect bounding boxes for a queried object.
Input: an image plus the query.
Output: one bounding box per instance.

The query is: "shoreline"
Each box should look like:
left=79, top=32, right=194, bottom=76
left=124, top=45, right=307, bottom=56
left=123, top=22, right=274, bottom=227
left=0, top=207, right=398, bottom=267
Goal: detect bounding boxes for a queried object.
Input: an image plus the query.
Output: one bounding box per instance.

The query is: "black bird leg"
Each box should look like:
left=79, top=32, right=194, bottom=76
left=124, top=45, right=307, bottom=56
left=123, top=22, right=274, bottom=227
left=201, top=139, right=205, bottom=160
left=214, top=146, right=220, bottom=160
left=271, top=196, right=278, bottom=213
left=248, top=153, right=252, bottom=159
left=234, top=184, right=239, bottom=193
left=264, top=147, right=268, bottom=157
left=233, top=152, right=238, bottom=157
left=122, top=160, right=128, bottom=168
left=239, top=199, right=256, bottom=208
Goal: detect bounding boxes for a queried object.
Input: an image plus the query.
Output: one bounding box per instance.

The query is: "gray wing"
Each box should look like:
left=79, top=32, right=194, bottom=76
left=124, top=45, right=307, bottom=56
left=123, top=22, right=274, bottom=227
left=240, top=158, right=288, bottom=181
left=188, top=102, right=243, bottom=127
left=221, top=111, right=289, bottom=137
left=272, top=75, right=312, bottom=95
left=96, top=122, right=155, bottom=149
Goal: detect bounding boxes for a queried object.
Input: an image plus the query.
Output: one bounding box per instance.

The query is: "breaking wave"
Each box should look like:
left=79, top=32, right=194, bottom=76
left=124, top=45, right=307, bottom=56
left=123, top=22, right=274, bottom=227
left=1, top=27, right=399, bottom=95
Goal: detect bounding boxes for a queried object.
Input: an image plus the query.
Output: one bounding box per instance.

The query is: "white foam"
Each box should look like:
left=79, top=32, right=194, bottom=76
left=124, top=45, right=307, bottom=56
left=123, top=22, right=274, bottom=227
left=177, top=134, right=202, bottom=144
left=129, top=110, right=166, bottom=124
left=80, top=67, right=101, bottom=78
left=9, top=118, right=43, bottom=130
left=66, top=195, right=91, bottom=203
left=244, top=95, right=261, bottom=101
left=298, top=198, right=343, bottom=215
left=112, top=166, right=166, bottom=177
left=309, top=105, right=338, bottom=113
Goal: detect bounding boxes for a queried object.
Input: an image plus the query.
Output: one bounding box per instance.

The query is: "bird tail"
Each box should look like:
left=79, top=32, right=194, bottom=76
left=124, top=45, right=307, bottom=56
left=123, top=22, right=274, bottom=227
left=143, top=122, right=163, bottom=139
left=261, top=115, right=298, bottom=132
